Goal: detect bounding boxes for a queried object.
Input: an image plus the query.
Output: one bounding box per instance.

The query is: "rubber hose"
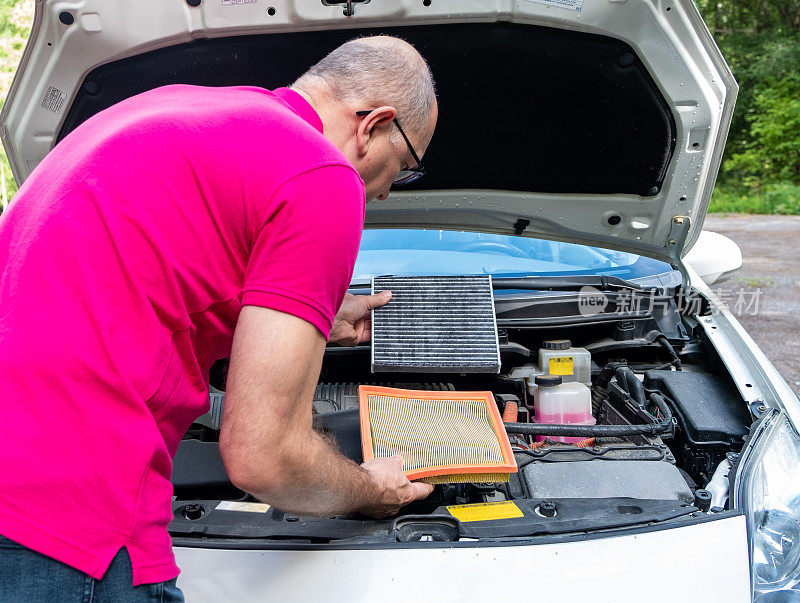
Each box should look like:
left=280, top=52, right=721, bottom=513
left=615, top=366, right=647, bottom=406
left=502, top=401, right=519, bottom=423
left=591, top=361, right=627, bottom=415
left=504, top=393, right=673, bottom=437
left=655, top=335, right=682, bottom=370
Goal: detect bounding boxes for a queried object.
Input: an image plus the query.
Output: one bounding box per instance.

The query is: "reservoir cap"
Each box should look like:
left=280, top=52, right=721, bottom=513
left=534, top=374, right=563, bottom=387
left=543, top=339, right=571, bottom=351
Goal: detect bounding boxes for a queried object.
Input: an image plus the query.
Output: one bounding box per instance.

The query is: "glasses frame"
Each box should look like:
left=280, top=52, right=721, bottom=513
left=356, top=110, right=426, bottom=186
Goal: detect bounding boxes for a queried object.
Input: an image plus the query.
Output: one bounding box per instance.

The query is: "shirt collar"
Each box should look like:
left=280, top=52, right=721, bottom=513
left=272, top=87, right=324, bottom=133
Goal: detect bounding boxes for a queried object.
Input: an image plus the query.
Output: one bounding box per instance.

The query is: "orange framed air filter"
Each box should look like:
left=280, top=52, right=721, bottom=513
left=359, top=385, right=517, bottom=484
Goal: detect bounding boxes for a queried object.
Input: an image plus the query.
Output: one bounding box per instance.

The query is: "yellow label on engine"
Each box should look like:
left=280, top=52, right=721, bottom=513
left=549, top=356, right=574, bottom=375
left=446, top=501, right=523, bottom=522
left=215, top=501, right=271, bottom=513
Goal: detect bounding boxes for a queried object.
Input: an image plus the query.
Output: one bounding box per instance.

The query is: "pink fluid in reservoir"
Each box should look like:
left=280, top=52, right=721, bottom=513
left=534, top=411, right=596, bottom=444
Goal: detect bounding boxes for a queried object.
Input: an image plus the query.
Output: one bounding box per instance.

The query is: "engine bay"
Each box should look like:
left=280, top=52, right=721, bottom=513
left=170, top=288, right=753, bottom=543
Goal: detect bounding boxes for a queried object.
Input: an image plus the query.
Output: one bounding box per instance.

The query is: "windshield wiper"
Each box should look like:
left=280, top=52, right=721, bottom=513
left=348, top=275, right=647, bottom=293
left=490, top=275, right=643, bottom=291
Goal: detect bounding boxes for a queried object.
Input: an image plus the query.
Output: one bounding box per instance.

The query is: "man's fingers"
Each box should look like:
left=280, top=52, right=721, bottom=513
left=361, top=290, right=392, bottom=311
left=359, top=318, right=372, bottom=343
left=407, top=481, right=435, bottom=500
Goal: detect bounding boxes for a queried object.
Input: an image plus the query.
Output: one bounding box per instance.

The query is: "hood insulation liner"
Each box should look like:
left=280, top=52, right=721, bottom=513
left=58, top=23, right=675, bottom=196
left=359, top=385, right=517, bottom=484
left=370, top=275, right=500, bottom=373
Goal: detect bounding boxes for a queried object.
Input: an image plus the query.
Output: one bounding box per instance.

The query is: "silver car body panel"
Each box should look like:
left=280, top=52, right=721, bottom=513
left=686, top=264, right=800, bottom=426
left=173, top=514, right=750, bottom=602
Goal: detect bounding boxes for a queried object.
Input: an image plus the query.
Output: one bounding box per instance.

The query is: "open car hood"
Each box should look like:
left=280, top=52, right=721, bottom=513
left=0, top=0, right=736, bottom=274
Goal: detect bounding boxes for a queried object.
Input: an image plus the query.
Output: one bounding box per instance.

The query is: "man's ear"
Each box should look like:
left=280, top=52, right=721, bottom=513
left=356, top=106, right=397, bottom=157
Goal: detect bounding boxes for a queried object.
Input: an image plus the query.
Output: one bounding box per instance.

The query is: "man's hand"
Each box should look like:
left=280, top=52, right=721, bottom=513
left=358, top=455, right=435, bottom=518
left=329, top=290, right=392, bottom=346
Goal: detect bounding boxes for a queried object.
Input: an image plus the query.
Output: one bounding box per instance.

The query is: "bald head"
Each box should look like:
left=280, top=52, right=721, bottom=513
left=293, top=36, right=436, bottom=139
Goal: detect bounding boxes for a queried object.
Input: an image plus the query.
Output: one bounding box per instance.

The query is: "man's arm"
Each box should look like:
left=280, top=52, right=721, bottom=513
left=219, top=305, right=433, bottom=517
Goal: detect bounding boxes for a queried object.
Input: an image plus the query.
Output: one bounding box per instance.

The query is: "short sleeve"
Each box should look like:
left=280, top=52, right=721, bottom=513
left=240, top=165, right=366, bottom=338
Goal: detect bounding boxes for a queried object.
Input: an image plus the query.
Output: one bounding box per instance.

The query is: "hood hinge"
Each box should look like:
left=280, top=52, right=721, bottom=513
left=666, top=215, right=691, bottom=290
left=323, top=0, right=369, bottom=16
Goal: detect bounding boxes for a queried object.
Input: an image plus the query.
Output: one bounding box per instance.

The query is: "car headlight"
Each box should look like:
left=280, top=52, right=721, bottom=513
left=736, top=410, right=800, bottom=601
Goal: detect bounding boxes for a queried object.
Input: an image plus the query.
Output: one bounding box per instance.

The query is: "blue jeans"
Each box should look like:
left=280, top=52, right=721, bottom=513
left=0, top=535, right=184, bottom=602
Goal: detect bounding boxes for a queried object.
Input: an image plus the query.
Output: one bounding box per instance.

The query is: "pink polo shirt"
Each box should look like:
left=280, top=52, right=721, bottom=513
left=0, top=85, right=365, bottom=585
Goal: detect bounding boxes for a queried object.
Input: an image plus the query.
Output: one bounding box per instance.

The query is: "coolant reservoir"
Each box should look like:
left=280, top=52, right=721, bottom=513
left=533, top=374, right=595, bottom=444
left=538, top=339, right=591, bottom=386
left=508, top=364, right=544, bottom=400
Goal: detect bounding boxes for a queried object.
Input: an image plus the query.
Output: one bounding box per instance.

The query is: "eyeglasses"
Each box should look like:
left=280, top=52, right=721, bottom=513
left=356, top=110, right=426, bottom=186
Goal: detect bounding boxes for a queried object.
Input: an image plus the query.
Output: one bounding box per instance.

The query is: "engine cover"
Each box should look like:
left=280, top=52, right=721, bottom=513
left=521, top=459, right=694, bottom=504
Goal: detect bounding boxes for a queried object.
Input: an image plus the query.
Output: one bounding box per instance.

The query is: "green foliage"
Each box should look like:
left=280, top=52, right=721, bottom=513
left=764, top=182, right=800, bottom=214
left=694, top=0, right=800, bottom=213
left=0, top=97, right=15, bottom=204
left=1, top=0, right=33, bottom=205
left=0, top=0, right=32, bottom=79
left=694, top=0, right=799, bottom=34
left=709, top=182, right=800, bottom=214
left=725, top=74, right=800, bottom=186
left=716, top=34, right=800, bottom=161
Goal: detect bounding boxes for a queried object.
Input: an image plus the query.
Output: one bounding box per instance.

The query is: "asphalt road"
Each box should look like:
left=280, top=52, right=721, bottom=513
left=704, top=213, right=800, bottom=395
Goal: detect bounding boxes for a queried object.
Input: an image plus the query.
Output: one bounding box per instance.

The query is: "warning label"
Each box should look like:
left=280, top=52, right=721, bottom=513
left=221, top=0, right=257, bottom=5
left=215, top=501, right=271, bottom=513
left=40, top=86, right=67, bottom=114
left=446, top=501, right=524, bottom=522
left=523, top=0, right=584, bottom=11
left=549, top=356, right=574, bottom=376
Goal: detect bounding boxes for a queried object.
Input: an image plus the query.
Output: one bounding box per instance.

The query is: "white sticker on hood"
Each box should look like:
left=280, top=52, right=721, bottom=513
left=40, top=86, right=67, bottom=114
left=221, top=0, right=257, bottom=4
left=524, top=0, right=584, bottom=11
left=215, top=501, right=271, bottom=513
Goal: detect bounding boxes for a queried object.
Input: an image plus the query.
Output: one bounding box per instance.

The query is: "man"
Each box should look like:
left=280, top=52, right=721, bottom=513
left=0, top=36, right=437, bottom=601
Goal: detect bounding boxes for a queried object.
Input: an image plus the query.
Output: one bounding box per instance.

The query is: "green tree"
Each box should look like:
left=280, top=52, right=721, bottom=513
left=695, top=0, right=800, bottom=213
left=0, top=0, right=33, bottom=208
left=726, top=74, right=800, bottom=185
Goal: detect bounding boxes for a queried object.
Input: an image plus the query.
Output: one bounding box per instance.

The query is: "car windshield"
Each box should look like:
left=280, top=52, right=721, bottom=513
left=352, top=229, right=672, bottom=284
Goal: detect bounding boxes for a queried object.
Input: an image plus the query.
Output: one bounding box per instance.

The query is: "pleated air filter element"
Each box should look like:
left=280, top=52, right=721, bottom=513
left=359, top=386, right=517, bottom=484
left=370, top=275, right=500, bottom=373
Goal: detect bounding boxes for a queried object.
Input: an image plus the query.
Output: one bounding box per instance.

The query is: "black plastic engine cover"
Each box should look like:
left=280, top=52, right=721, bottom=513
left=643, top=370, right=751, bottom=478
left=312, top=408, right=363, bottom=464
left=172, top=440, right=241, bottom=499
left=643, top=370, right=750, bottom=445
left=173, top=409, right=365, bottom=498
